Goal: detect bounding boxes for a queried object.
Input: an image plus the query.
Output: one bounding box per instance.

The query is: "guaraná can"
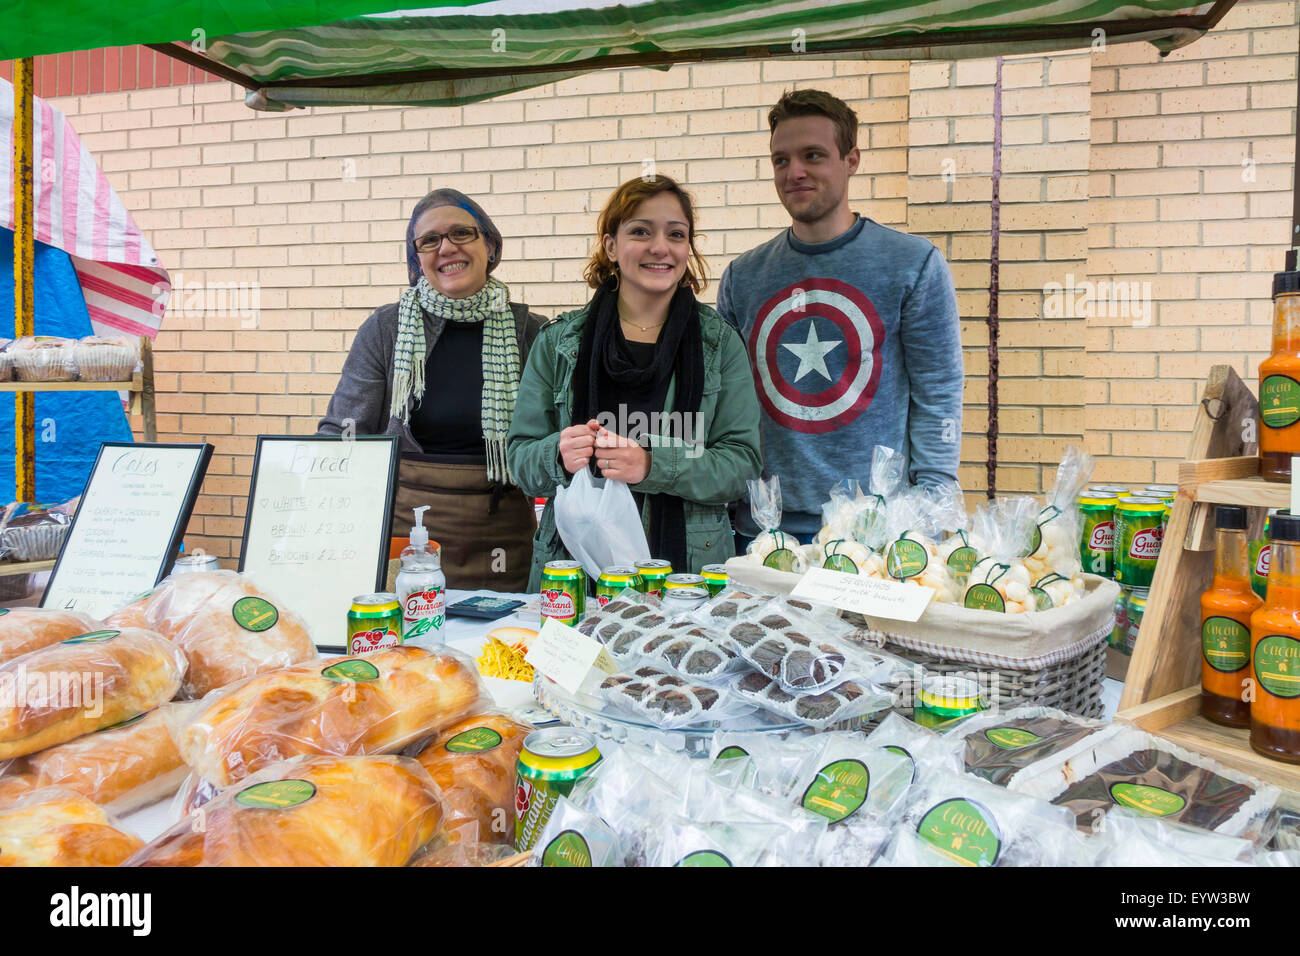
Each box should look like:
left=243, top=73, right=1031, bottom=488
left=664, top=573, right=706, bottom=590
left=635, top=560, right=673, bottom=598
left=914, top=675, right=986, bottom=729
left=700, top=564, right=729, bottom=597
left=347, top=593, right=402, bottom=655
left=1251, top=517, right=1272, bottom=600
left=1125, top=587, right=1148, bottom=655
left=515, top=728, right=601, bottom=852
left=593, top=565, right=641, bottom=610
left=1113, top=497, right=1166, bottom=588
left=1078, top=495, right=1117, bottom=578
left=171, top=553, right=221, bottom=574
left=663, top=587, right=710, bottom=614
left=539, top=560, right=586, bottom=626
left=1110, top=585, right=1132, bottom=651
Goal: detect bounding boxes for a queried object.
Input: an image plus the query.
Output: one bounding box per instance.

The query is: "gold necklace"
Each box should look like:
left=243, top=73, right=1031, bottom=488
left=620, top=315, right=667, bottom=333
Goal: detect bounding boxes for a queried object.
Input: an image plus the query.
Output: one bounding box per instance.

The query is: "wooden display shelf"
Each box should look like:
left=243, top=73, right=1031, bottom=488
left=1178, top=454, right=1289, bottom=509
left=0, top=374, right=142, bottom=392
left=1120, top=687, right=1300, bottom=797
left=0, top=559, right=55, bottom=578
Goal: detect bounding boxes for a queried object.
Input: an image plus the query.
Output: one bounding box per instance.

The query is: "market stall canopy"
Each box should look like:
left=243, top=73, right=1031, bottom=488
left=3, top=0, right=1237, bottom=111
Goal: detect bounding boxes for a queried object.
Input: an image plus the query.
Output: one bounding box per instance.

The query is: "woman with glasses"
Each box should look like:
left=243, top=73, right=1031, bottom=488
left=319, top=188, right=547, bottom=591
left=507, top=175, right=762, bottom=589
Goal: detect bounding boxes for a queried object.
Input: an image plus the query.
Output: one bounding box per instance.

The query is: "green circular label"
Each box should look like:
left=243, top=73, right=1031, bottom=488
left=887, top=539, right=928, bottom=579
left=1261, top=375, right=1300, bottom=429
left=232, top=596, right=279, bottom=633
left=61, top=629, right=120, bottom=644
left=916, top=798, right=1002, bottom=866
left=946, top=546, right=978, bottom=576
left=964, top=583, right=1006, bottom=613
left=541, top=830, right=592, bottom=867
left=321, top=659, right=381, bottom=683
left=1255, top=634, right=1300, bottom=699
left=715, top=745, right=749, bottom=762
left=1109, top=782, right=1186, bottom=817
left=1031, top=587, right=1054, bottom=611
left=1202, top=616, right=1251, bottom=674
left=823, top=554, right=859, bottom=575
left=445, top=727, right=504, bottom=754
left=235, top=779, right=317, bottom=810
left=984, top=727, right=1043, bottom=750
left=800, top=759, right=869, bottom=825
left=763, top=549, right=798, bottom=572
left=676, top=850, right=732, bottom=867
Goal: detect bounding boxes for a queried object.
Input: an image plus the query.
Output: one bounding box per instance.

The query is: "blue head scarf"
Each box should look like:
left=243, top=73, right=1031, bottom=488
left=405, top=188, right=504, bottom=287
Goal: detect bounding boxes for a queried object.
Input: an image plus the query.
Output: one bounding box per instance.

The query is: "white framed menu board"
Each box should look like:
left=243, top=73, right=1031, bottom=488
left=42, top=442, right=213, bottom=617
left=238, top=435, right=399, bottom=651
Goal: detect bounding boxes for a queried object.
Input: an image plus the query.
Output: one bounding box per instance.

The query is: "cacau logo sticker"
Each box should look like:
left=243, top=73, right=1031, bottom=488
left=748, top=278, right=884, bottom=434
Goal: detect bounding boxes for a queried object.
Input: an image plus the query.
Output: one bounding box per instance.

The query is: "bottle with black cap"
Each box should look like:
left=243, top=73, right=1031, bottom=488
left=1200, top=504, right=1259, bottom=727
left=1258, top=252, right=1300, bottom=482
left=1249, top=509, right=1300, bottom=761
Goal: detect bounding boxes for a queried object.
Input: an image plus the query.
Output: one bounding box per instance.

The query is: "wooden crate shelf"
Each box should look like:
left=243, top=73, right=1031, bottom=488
left=0, top=374, right=142, bottom=393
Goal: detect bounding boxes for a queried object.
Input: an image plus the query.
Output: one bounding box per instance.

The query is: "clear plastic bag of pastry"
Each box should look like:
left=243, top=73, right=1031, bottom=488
left=599, top=665, right=754, bottom=730
left=709, top=730, right=824, bottom=796
left=789, top=731, right=917, bottom=828
left=167, top=644, right=490, bottom=790
left=0, top=627, right=188, bottom=761
left=745, top=475, right=807, bottom=572
left=962, top=496, right=1043, bottom=613
left=878, top=770, right=1084, bottom=867
left=577, top=590, right=668, bottom=645
left=1021, top=445, right=1094, bottom=606
left=0, top=785, right=145, bottom=866
left=575, top=586, right=654, bottom=635
left=620, top=618, right=747, bottom=683
left=0, top=502, right=72, bottom=562
left=409, top=841, right=521, bottom=866
left=10, top=335, right=77, bottom=383
left=73, top=334, right=140, bottom=382
left=1091, top=807, right=1257, bottom=867
left=691, top=584, right=780, bottom=627
left=946, top=704, right=1108, bottom=787
left=567, top=744, right=679, bottom=866
left=0, top=704, right=187, bottom=814
left=0, top=607, right=105, bottom=665
left=729, top=670, right=892, bottom=730
left=528, top=796, right=622, bottom=867
left=861, top=711, right=966, bottom=782
left=128, top=754, right=445, bottom=867
left=881, top=486, right=963, bottom=604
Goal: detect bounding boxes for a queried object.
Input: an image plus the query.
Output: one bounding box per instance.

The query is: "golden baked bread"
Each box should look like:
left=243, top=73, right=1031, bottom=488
left=0, top=609, right=105, bottom=666
left=0, top=706, right=185, bottom=812
left=105, top=570, right=315, bottom=698
left=0, top=627, right=187, bottom=760
left=176, top=646, right=485, bottom=787
left=0, top=788, right=143, bottom=866
left=415, top=712, right=533, bottom=845
left=128, top=756, right=443, bottom=866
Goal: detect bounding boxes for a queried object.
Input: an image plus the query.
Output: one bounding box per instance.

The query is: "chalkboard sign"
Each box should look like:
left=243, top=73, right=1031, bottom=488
left=238, top=435, right=399, bottom=650
left=42, top=442, right=213, bottom=618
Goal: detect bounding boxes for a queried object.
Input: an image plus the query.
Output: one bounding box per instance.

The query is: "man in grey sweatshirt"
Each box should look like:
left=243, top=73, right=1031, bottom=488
left=716, top=89, right=964, bottom=542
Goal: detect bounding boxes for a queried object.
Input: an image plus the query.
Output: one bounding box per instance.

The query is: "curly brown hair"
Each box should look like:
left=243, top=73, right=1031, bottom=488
left=582, top=175, right=710, bottom=293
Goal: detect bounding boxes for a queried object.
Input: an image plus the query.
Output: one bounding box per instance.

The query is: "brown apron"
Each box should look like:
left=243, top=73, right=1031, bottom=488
left=393, top=455, right=535, bottom=593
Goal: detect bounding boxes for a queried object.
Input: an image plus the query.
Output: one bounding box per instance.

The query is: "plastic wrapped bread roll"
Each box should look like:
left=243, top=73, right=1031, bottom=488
left=126, top=755, right=443, bottom=867
left=173, top=645, right=486, bottom=788
left=0, top=705, right=186, bottom=813
left=0, top=787, right=144, bottom=866
left=0, top=628, right=187, bottom=760
left=414, top=712, right=533, bottom=846
left=0, top=608, right=105, bottom=666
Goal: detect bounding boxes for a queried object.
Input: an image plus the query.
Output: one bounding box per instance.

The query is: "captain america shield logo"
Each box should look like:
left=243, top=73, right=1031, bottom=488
left=748, top=277, right=884, bottom=433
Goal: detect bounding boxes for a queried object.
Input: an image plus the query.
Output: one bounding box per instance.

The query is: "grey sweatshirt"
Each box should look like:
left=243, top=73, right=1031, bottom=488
left=715, top=215, right=963, bottom=536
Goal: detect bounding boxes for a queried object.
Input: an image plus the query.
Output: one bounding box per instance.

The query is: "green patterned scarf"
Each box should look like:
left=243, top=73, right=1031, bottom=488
left=392, top=275, right=520, bottom=483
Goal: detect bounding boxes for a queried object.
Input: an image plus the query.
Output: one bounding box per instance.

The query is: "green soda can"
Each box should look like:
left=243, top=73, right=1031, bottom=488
left=1251, top=517, right=1272, bottom=600
left=539, top=560, right=586, bottom=626
left=635, top=559, right=673, bottom=598
left=1110, top=585, right=1132, bottom=650
left=1078, top=495, right=1117, bottom=577
left=515, top=728, right=601, bottom=852
left=700, top=564, right=729, bottom=597
left=347, top=593, right=402, bottom=655
left=1125, top=587, right=1148, bottom=655
left=1088, top=485, right=1132, bottom=498
left=1143, top=485, right=1177, bottom=498
left=593, top=565, right=641, bottom=611
left=1113, top=497, right=1165, bottom=588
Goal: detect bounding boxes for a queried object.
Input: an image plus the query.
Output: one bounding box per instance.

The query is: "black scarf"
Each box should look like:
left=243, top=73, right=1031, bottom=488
left=572, top=274, right=705, bottom=573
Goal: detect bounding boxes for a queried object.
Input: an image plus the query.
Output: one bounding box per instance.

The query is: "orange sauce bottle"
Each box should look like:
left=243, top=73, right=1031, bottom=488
left=1200, top=505, right=1259, bottom=727
left=1258, top=267, right=1300, bottom=482
left=1249, top=510, right=1300, bottom=762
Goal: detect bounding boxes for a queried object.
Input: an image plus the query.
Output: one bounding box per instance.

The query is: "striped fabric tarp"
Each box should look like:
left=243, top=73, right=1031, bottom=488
left=1, top=78, right=170, bottom=340
left=205, top=0, right=1223, bottom=109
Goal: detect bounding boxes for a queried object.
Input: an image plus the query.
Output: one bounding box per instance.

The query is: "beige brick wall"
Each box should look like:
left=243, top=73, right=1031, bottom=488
left=42, top=7, right=1298, bottom=557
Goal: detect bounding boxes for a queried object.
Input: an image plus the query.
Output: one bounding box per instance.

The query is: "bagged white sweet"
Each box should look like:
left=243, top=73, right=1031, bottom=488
left=745, top=475, right=807, bottom=573
left=709, top=730, right=824, bottom=797
left=1091, top=808, right=1256, bottom=866
left=963, top=496, right=1042, bottom=613
left=529, top=797, right=623, bottom=867
left=1022, top=446, right=1094, bottom=606
left=882, top=485, right=962, bottom=604
left=862, top=711, right=965, bottom=782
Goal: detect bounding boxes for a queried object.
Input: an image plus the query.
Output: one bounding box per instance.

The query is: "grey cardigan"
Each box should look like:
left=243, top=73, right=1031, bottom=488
left=317, top=300, right=549, bottom=453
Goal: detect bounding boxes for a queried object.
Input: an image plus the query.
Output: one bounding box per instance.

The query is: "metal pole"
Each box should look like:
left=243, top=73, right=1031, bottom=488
left=12, top=57, right=35, bottom=503
left=986, top=56, right=1003, bottom=499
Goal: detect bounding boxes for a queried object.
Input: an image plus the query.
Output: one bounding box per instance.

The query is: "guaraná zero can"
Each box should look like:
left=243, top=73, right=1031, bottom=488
left=347, top=593, right=402, bottom=655
left=1078, top=495, right=1117, bottom=578
left=539, top=560, right=586, bottom=626
left=1113, top=497, right=1165, bottom=588
left=515, top=728, right=601, bottom=852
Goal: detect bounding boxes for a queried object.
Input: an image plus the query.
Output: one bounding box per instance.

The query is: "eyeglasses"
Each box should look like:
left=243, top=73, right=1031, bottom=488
left=413, top=226, right=481, bottom=253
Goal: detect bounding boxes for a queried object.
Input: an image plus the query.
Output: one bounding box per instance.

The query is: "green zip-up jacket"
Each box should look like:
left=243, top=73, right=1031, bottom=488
left=507, top=301, right=763, bottom=590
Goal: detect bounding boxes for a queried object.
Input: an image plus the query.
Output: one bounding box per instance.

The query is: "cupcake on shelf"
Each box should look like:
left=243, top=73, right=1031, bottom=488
left=11, top=336, right=77, bottom=382
left=0, top=339, right=13, bottom=382
left=74, top=335, right=139, bottom=382
left=1, top=508, right=71, bottom=562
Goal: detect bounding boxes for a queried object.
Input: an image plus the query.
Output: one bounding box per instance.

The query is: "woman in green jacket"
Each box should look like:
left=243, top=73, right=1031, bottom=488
left=507, top=175, right=762, bottom=591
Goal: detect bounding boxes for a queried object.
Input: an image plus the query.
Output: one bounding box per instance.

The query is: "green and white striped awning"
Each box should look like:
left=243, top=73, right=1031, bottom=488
left=2, top=0, right=1237, bottom=111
